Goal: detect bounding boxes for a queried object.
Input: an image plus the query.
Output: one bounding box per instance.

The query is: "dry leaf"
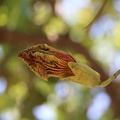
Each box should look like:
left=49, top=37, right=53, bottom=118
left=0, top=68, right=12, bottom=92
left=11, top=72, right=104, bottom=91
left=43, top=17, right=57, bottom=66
left=18, top=44, right=120, bottom=88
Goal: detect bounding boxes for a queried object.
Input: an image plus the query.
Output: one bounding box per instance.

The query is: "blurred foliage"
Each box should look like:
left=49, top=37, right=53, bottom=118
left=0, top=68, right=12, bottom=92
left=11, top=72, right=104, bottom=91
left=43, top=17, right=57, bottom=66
left=0, top=0, right=120, bottom=120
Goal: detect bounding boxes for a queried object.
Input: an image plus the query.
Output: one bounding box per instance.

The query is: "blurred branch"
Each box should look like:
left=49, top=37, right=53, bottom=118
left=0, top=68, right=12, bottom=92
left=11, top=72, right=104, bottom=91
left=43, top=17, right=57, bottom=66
left=0, top=28, right=107, bottom=80
left=84, top=0, right=108, bottom=32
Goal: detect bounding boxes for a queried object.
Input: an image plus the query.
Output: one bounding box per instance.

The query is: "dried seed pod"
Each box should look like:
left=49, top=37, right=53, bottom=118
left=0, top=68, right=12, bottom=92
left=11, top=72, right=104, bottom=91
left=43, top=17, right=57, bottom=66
left=18, top=44, right=120, bottom=88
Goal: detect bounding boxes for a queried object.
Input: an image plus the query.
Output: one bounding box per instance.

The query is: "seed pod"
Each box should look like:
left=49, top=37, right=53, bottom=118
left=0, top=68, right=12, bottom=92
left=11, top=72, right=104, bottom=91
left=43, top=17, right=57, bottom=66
left=18, top=44, right=120, bottom=88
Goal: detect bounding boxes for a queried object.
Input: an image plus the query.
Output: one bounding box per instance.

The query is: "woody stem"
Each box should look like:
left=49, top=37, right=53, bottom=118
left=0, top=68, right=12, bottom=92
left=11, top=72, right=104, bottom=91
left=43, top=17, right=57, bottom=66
left=99, top=69, right=120, bottom=87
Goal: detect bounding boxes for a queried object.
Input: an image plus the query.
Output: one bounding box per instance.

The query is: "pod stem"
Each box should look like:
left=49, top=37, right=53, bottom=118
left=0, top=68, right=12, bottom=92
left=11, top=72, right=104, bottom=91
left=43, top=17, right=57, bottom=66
left=99, top=69, right=120, bottom=87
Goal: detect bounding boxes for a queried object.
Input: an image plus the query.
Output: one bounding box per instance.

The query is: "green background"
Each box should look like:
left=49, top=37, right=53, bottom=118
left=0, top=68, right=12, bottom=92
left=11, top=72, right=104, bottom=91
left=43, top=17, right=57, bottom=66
left=0, top=0, right=120, bottom=120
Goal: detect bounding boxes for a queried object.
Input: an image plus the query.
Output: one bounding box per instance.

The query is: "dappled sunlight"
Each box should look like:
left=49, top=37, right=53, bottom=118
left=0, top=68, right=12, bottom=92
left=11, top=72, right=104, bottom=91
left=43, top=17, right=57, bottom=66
left=89, top=15, right=115, bottom=39
left=55, top=82, right=70, bottom=98
left=55, top=0, right=92, bottom=25
left=0, top=107, right=20, bottom=120
left=33, top=1, right=51, bottom=25
left=8, top=82, right=28, bottom=101
left=90, top=40, right=115, bottom=66
left=87, top=92, right=111, bottom=120
left=33, top=104, right=57, bottom=120
left=113, top=0, right=120, bottom=12
left=0, top=77, right=7, bottom=94
left=43, top=17, right=67, bottom=41
left=114, top=54, right=120, bottom=70
left=0, top=5, right=8, bottom=27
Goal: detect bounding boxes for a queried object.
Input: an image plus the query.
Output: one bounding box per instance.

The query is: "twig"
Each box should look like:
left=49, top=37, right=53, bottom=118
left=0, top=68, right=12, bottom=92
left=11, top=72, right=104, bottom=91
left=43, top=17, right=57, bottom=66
left=84, top=0, right=108, bottom=32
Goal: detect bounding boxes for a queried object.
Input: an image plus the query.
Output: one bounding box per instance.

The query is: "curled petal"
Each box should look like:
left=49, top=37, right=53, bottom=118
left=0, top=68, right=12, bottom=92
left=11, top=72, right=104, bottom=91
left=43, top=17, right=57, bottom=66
left=18, top=44, right=76, bottom=80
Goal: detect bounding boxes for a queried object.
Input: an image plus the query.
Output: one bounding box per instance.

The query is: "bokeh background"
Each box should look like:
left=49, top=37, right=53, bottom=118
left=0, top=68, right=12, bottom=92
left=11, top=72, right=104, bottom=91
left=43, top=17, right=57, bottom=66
left=0, top=0, right=120, bottom=120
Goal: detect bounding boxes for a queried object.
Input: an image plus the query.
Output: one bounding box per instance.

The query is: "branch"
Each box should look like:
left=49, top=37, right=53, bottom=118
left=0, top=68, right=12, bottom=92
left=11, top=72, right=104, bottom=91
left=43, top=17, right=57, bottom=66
left=84, top=0, right=108, bottom=32
left=0, top=28, right=107, bottom=81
